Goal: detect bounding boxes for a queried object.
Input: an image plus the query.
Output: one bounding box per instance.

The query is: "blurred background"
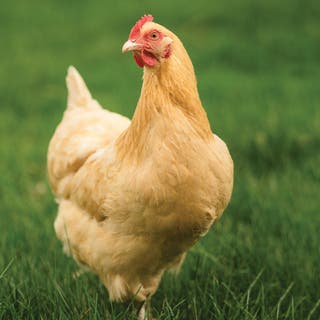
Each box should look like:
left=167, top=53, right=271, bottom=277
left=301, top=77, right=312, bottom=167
left=0, top=0, right=319, bottom=319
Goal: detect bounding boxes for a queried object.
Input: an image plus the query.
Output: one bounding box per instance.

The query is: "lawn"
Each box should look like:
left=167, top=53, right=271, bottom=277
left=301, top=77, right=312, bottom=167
left=0, top=0, right=319, bottom=319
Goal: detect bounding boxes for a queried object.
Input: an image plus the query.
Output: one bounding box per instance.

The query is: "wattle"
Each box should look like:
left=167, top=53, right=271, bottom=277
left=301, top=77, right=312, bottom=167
left=133, top=51, right=158, bottom=68
left=141, top=50, right=158, bottom=67
left=133, top=52, right=145, bottom=68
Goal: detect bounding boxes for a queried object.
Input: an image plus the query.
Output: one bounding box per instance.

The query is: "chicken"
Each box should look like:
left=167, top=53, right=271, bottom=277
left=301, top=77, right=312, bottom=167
left=48, top=15, right=233, bottom=319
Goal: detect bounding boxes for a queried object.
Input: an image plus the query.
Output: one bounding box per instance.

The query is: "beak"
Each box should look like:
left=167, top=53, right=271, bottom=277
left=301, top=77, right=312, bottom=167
left=122, top=40, right=142, bottom=53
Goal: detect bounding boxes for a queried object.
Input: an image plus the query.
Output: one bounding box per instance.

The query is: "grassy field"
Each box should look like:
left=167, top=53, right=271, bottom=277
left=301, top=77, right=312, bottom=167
left=1, top=0, right=320, bottom=319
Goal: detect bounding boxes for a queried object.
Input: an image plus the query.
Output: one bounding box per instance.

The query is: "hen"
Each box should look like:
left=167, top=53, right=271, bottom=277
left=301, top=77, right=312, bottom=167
left=48, top=15, right=233, bottom=319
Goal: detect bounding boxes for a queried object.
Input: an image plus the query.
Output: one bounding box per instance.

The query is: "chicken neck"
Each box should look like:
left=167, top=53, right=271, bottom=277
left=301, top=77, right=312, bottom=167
left=116, top=37, right=212, bottom=161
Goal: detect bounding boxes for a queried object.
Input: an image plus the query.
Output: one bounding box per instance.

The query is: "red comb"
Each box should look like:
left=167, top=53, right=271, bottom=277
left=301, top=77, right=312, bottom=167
left=129, top=14, right=154, bottom=40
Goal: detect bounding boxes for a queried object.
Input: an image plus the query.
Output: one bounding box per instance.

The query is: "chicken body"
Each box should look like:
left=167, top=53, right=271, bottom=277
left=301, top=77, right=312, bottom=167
left=48, top=16, right=233, bottom=311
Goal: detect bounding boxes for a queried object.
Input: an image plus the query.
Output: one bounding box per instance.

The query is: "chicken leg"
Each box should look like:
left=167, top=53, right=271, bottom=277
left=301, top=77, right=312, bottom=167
left=136, top=299, right=154, bottom=320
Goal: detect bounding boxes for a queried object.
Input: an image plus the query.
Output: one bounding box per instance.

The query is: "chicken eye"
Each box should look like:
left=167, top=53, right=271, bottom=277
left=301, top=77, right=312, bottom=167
left=150, top=32, right=159, bottom=40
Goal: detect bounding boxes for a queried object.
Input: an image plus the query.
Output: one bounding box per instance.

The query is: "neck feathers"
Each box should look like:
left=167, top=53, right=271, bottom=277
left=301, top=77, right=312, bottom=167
left=116, top=34, right=212, bottom=161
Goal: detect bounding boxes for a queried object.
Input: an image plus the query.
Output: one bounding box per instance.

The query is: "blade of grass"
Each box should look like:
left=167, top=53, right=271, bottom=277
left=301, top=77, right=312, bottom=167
left=275, top=282, right=294, bottom=320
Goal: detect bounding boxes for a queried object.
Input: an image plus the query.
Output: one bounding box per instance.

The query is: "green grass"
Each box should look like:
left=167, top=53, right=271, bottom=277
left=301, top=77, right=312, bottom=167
left=1, top=0, right=319, bottom=319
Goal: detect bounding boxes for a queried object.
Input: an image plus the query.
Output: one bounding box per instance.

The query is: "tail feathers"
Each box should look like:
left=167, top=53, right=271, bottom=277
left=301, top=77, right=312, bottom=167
left=66, top=66, right=93, bottom=109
